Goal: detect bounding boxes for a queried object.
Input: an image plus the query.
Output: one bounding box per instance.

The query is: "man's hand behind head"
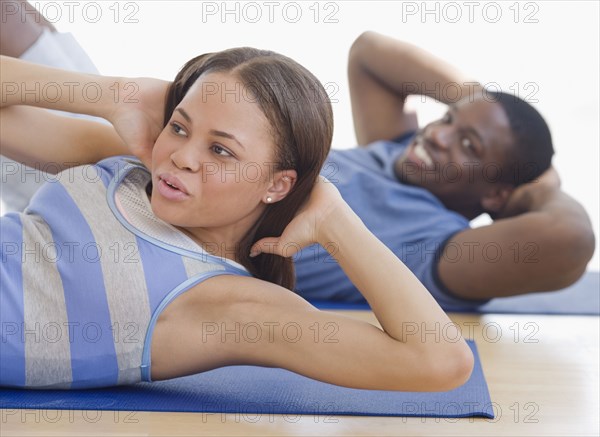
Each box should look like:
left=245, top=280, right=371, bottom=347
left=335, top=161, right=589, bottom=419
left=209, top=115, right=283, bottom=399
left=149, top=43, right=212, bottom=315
left=495, top=166, right=561, bottom=220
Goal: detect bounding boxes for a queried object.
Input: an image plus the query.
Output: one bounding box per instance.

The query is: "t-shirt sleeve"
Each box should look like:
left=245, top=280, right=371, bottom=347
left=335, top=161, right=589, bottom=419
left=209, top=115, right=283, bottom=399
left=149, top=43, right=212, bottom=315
left=409, top=230, right=492, bottom=311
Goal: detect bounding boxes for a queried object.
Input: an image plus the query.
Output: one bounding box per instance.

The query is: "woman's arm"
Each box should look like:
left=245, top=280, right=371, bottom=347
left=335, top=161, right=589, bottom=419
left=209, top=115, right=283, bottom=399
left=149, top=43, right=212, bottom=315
left=252, top=178, right=474, bottom=388
left=151, top=178, right=474, bottom=391
left=1, top=55, right=122, bottom=115
left=0, top=55, right=169, bottom=167
left=0, top=105, right=128, bottom=172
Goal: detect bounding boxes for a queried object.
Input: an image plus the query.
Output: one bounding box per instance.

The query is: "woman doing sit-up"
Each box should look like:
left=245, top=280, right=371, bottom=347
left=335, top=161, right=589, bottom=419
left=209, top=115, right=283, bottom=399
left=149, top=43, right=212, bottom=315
left=0, top=49, right=473, bottom=390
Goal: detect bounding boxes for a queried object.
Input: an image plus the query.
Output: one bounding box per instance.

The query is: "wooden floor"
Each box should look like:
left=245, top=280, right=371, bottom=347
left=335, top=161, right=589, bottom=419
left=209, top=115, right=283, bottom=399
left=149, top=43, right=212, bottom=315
left=1, top=311, right=598, bottom=436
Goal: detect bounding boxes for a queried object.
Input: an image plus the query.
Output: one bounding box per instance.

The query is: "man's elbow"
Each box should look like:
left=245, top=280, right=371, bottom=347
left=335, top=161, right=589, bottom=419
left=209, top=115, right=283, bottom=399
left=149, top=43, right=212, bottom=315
left=350, top=31, right=376, bottom=54
left=550, top=225, right=596, bottom=289
left=348, top=31, right=372, bottom=70
left=349, top=31, right=388, bottom=68
left=570, top=221, right=595, bottom=265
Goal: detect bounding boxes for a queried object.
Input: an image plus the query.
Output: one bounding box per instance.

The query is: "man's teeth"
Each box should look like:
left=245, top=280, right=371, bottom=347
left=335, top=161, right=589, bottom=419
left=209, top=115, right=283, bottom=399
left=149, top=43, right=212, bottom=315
left=414, top=141, right=433, bottom=166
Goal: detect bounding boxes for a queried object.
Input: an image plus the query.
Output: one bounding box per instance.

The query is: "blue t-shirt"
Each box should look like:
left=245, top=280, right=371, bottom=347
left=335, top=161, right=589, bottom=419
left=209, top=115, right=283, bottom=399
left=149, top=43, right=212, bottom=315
left=294, top=134, right=475, bottom=310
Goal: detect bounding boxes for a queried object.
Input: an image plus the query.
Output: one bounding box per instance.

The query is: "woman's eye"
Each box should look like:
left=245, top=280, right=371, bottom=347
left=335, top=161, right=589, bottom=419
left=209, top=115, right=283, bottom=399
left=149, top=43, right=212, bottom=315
left=442, top=113, right=452, bottom=123
left=170, top=122, right=187, bottom=137
left=212, top=145, right=232, bottom=157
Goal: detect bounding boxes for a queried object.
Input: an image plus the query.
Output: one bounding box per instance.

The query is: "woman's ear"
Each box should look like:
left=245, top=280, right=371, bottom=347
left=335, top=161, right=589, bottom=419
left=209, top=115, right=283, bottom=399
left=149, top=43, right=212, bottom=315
left=263, top=170, right=297, bottom=204
left=481, top=184, right=515, bottom=214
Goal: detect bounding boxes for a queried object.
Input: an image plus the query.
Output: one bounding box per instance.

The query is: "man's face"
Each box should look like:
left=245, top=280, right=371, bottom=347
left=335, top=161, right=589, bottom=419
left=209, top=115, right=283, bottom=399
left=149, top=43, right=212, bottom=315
left=394, top=96, right=515, bottom=209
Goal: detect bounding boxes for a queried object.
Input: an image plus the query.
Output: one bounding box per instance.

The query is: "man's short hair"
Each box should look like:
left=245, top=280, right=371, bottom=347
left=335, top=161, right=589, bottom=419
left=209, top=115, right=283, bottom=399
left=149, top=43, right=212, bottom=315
left=487, top=90, right=554, bottom=185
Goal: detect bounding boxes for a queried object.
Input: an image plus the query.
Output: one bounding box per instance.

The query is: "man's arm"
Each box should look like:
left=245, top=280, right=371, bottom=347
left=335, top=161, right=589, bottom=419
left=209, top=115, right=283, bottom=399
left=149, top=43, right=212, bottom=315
left=438, top=168, right=596, bottom=298
left=347, top=31, right=481, bottom=146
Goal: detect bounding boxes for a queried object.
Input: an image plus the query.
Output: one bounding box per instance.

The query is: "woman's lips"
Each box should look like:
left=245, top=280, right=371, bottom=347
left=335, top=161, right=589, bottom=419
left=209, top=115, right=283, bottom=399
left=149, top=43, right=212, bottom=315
left=156, top=177, right=190, bottom=201
left=158, top=173, right=189, bottom=194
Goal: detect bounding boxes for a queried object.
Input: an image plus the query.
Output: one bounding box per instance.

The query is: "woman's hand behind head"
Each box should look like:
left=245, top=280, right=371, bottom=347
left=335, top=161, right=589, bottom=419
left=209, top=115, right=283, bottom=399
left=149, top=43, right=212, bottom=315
left=250, top=176, right=348, bottom=258
left=107, top=77, right=171, bottom=168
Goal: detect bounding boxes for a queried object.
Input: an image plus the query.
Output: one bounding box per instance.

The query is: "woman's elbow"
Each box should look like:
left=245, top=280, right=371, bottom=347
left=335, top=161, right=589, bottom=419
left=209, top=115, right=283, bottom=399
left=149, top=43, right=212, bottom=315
left=390, top=340, right=474, bottom=392
left=432, top=342, right=474, bottom=391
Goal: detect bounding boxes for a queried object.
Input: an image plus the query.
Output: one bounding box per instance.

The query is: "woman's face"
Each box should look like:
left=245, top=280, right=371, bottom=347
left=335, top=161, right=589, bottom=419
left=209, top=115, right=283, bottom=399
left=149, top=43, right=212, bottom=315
left=150, top=71, right=286, bottom=237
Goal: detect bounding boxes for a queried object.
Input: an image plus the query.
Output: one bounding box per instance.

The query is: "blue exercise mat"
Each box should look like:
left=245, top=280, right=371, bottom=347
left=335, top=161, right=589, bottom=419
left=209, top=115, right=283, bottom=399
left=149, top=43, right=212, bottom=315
left=476, top=270, right=599, bottom=315
left=312, top=271, right=600, bottom=315
left=0, top=341, right=493, bottom=418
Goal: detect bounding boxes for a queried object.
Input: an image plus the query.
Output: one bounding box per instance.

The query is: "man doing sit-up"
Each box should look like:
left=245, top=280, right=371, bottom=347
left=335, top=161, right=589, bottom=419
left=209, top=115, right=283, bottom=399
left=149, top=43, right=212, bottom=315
left=293, top=31, right=595, bottom=311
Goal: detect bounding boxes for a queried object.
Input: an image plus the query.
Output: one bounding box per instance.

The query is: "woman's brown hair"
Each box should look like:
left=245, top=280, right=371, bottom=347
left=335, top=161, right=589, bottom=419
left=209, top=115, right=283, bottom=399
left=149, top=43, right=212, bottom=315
left=163, top=48, right=333, bottom=290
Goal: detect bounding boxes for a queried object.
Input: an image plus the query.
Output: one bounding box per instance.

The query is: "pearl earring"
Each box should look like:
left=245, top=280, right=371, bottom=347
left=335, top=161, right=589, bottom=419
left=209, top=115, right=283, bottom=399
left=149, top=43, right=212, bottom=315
left=266, top=196, right=273, bottom=203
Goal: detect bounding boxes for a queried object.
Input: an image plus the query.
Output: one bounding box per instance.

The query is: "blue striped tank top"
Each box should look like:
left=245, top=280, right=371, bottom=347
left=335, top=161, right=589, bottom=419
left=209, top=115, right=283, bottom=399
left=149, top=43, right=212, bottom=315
left=1, top=156, right=250, bottom=389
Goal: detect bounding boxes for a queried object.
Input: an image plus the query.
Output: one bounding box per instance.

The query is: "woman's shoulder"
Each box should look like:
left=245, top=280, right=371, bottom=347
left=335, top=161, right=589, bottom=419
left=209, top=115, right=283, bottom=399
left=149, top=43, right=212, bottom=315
left=20, top=155, right=146, bottom=229
left=94, top=155, right=146, bottom=177
left=40, top=155, right=145, bottom=191
left=169, top=273, right=313, bottom=315
left=66, top=155, right=147, bottom=190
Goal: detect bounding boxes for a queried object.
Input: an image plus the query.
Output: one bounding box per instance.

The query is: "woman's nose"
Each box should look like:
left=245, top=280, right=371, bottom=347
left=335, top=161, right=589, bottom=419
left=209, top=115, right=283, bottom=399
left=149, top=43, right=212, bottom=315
left=170, top=145, right=201, bottom=172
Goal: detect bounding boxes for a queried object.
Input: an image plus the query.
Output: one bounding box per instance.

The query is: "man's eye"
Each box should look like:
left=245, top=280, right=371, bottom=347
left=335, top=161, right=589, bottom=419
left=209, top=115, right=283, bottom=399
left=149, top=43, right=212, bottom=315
left=442, top=113, right=452, bottom=123
left=462, top=137, right=474, bottom=151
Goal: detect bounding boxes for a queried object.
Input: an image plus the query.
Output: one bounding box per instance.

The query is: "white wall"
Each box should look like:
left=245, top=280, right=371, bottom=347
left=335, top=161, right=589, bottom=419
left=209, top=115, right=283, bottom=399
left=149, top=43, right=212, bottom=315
left=4, top=1, right=599, bottom=270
